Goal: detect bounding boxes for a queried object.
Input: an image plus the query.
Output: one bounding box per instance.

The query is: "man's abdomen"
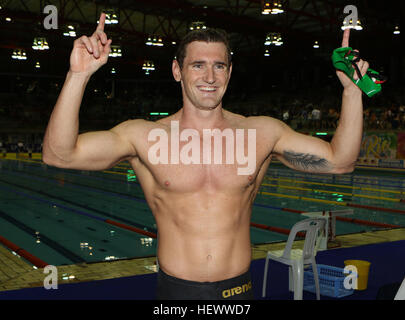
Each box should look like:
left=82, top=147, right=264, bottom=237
left=156, top=222, right=252, bottom=282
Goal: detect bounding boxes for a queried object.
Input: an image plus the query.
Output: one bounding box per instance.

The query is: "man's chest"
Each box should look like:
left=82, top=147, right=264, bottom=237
left=131, top=122, right=274, bottom=192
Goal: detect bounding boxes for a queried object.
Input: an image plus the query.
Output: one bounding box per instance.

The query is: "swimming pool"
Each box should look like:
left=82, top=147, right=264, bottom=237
left=0, top=157, right=404, bottom=267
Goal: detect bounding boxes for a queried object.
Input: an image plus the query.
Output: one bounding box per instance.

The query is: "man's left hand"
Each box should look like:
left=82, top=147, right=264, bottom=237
left=336, top=29, right=369, bottom=91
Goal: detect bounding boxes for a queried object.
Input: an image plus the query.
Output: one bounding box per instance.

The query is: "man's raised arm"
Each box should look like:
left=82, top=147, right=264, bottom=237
left=271, top=29, right=368, bottom=174
left=42, top=13, right=136, bottom=171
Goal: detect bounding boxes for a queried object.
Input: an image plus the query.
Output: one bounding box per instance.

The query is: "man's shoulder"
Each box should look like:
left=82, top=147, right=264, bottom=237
left=111, top=118, right=162, bottom=137
left=111, top=119, right=169, bottom=153
left=222, top=109, right=280, bottom=126
left=243, top=115, right=284, bottom=130
left=117, top=118, right=160, bottom=128
left=231, top=115, right=286, bottom=145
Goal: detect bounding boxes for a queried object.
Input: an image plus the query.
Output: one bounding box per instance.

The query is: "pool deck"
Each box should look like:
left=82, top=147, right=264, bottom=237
left=1, top=228, right=404, bottom=293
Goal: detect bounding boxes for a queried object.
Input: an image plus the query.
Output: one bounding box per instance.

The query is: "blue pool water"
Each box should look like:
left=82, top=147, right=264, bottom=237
left=0, top=158, right=404, bottom=267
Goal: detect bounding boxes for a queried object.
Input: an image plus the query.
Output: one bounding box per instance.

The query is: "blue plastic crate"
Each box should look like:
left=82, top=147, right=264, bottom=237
left=303, top=264, right=355, bottom=298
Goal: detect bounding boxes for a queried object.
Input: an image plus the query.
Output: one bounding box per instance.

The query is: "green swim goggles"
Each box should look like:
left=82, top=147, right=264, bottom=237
left=332, top=47, right=386, bottom=97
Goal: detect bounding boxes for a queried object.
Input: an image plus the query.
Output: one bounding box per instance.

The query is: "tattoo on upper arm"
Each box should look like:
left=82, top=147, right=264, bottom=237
left=283, top=150, right=332, bottom=171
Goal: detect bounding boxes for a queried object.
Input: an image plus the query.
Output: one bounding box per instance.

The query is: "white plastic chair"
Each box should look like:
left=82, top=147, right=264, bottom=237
left=262, top=218, right=326, bottom=300
left=394, top=277, right=405, bottom=300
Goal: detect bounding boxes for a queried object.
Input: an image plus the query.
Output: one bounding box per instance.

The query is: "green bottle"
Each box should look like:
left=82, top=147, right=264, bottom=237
left=331, top=47, right=385, bottom=98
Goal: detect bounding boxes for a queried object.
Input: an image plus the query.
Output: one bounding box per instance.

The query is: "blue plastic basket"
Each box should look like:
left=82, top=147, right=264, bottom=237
left=303, top=264, right=355, bottom=298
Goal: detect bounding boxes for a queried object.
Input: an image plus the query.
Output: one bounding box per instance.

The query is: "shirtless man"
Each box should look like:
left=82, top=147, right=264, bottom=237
left=43, top=13, right=369, bottom=300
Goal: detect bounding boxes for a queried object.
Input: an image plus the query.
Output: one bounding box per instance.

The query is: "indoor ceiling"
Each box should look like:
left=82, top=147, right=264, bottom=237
left=0, top=0, right=403, bottom=79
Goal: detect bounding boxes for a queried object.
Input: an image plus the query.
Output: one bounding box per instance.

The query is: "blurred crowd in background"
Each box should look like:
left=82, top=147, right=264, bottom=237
left=0, top=76, right=404, bottom=154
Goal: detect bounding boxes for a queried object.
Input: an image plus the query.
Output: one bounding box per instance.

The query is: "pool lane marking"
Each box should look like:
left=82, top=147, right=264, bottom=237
left=267, top=166, right=405, bottom=184
left=0, top=234, right=49, bottom=268
left=1, top=161, right=304, bottom=238
left=6, top=166, right=149, bottom=206
left=3, top=159, right=401, bottom=232
left=0, top=181, right=157, bottom=239
left=264, top=176, right=405, bottom=195
left=5, top=159, right=405, bottom=219
left=21, top=160, right=405, bottom=195
left=253, top=202, right=400, bottom=229
left=4, top=168, right=157, bottom=235
left=6, top=158, right=405, bottom=195
left=103, top=170, right=127, bottom=176
left=6, top=159, right=402, bottom=225
left=112, top=166, right=405, bottom=197
left=0, top=208, right=86, bottom=264
left=3, top=170, right=295, bottom=238
left=260, top=191, right=405, bottom=216
left=249, top=222, right=306, bottom=238
left=11, top=159, right=132, bottom=186
left=262, top=183, right=404, bottom=202
left=1, top=158, right=128, bottom=178
left=5, top=155, right=405, bottom=174
left=109, top=167, right=405, bottom=199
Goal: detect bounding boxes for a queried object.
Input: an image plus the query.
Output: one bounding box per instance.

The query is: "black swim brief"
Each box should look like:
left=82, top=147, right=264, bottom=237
left=156, top=268, right=255, bottom=300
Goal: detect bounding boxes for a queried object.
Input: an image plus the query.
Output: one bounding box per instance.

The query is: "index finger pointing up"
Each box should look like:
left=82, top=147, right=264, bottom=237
left=97, top=12, right=106, bottom=31
left=341, top=28, right=350, bottom=48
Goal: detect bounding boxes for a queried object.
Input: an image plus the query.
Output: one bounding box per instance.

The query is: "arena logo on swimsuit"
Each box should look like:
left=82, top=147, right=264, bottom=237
left=148, top=121, right=256, bottom=175
left=222, top=281, right=252, bottom=298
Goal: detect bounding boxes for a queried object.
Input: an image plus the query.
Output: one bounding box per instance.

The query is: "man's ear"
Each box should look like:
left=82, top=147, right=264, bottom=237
left=172, top=60, right=182, bottom=82
left=228, top=62, right=233, bottom=80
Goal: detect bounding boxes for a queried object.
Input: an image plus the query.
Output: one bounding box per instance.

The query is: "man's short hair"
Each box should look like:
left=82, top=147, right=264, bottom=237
left=175, top=28, right=232, bottom=69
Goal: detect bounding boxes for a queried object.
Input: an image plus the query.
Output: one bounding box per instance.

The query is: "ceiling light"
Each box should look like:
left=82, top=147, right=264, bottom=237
left=12, top=49, right=27, bottom=60
left=146, top=36, right=164, bottom=47
left=341, top=18, right=363, bottom=30
left=63, top=25, right=76, bottom=37
left=142, top=60, right=155, bottom=75
left=100, top=9, right=119, bottom=24
left=190, top=21, right=207, bottom=30
left=32, top=37, right=49, bottom=50
left=393, top=25, right=400, bottom=35
left=265, top=32, right=283, bottom=46
left=109, top=45, right=122, bottom=57
left=262, top=1, right=284, bottom=15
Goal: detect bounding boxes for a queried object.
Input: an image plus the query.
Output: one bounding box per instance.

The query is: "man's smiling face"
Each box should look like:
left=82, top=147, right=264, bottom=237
left=173, top=41, right=232, bottom=111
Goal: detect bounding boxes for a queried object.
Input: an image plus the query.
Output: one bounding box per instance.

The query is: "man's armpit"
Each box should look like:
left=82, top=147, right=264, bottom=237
left=282, top=150, right=333, bottom=171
